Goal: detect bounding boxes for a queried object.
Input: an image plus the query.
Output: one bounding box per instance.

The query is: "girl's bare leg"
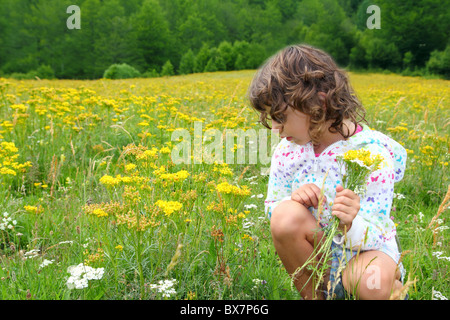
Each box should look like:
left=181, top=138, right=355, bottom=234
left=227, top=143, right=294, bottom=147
left=342, top=250, right=402, bottom=300
left=270, top=200, right=326, bottom=299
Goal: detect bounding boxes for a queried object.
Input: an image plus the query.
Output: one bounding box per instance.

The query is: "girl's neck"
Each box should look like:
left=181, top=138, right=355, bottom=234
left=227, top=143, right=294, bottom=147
left=313, top=120, right=357, bottom=155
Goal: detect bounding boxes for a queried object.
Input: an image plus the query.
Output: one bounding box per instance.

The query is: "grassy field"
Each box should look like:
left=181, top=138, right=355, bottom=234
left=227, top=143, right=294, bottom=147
left=0, top=70, right=448, bottom=300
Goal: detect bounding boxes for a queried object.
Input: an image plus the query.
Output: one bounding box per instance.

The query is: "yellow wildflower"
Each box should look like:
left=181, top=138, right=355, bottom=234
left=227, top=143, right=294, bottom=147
left=159, top=170, right=190, bottom=183
left=420, top=145, right=434, bottom=155
left=125, top=163, right=137, bottom=172
left=92, top=209, right=108, bottom=217
left=242, top=234, right=254, bottom=241
left=155, top=200, right=183, bottom=216
left=216, top=181, right=251, bottom=196
left=24, top=205, right=43, bottom=214
left=159, top=146, right=171, bottom=154
left=99, top=174, right=121, bottom=186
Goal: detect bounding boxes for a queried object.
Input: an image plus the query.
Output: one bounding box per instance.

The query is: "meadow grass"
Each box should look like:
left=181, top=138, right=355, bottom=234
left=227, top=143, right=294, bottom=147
left=0, top=70, right=448, bottom=300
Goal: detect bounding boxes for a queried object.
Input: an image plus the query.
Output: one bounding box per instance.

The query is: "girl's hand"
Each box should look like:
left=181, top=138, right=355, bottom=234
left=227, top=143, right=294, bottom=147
left=331, top=185, right=360, bottom=231
left=291, top=183, right=327, bottom=209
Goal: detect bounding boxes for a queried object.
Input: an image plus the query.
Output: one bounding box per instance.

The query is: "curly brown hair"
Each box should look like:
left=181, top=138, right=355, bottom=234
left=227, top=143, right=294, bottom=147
left=248, top=44, right=367, bottom=145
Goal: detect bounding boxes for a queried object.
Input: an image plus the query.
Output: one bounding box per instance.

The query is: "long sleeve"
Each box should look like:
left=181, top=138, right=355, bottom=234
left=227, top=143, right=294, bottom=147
left=344, top=143, right=406, bottom=251
left=264, top=142, right=295, bottom=219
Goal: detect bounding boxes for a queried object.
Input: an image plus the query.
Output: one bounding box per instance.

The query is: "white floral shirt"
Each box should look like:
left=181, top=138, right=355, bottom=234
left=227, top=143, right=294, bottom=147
left=265, top=125, right=407, bottom=264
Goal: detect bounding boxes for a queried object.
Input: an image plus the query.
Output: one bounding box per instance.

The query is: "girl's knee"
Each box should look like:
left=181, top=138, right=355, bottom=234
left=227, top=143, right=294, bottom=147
left=270, top=200, right=313, bottom=240
left=342, top=251, right=399, bottom=300
left=359, top=275, right=398, bottom=300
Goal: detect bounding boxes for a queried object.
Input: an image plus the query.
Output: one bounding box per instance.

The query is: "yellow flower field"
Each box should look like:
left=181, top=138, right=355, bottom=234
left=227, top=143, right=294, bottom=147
left=0, top=71, right=448, bottom=300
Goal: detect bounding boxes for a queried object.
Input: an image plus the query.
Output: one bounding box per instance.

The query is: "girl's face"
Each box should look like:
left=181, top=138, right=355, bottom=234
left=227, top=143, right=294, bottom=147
left=268, top=105, right=312, bottom=145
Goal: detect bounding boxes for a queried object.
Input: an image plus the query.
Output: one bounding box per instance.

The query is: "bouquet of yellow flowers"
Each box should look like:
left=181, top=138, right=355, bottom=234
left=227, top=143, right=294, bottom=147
left=326, top=149, right=384, bottom=244
left=292, top=148, right=384, bottom=298
left=338, top=149, right=384, bottom=197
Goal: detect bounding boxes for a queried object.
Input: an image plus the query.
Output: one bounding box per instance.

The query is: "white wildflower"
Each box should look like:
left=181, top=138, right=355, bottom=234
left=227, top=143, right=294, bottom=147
left=432, top=251, right=450, bottom=262
left=24, top=249, right=40, bottom=259
left=149, top=279, right=177, bottom=298
left=393, top=193, right=406, bottom=200
left=58, top=240, right=74, bottom=245
left=244, top=204, right=257, bottom=210
left=39, top=259, right=55, bottom=268
left=66, top=263, right=105, bottom=289
left=350, top=159, right=371, bottom=170
left=432, top=289, right=448, bottom=300
left=0, top=212, right=18, bottom=231
left=418, top=212, right=424, bottom=223
left=242, top=219, right=255, bottom=229
left=251, top=278, right=267, bottom=290
left=435, top=225, right=449, bottom=232
left=67, top=276, right=89, bottom=290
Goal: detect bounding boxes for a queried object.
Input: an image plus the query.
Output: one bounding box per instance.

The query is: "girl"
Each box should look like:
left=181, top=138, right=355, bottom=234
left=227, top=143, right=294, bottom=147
left=248, top=44, right=407, bottom=300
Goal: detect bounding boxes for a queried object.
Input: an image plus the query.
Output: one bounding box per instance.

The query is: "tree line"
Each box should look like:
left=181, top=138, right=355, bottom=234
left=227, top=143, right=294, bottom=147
left=0, top=0, right=448, bottom=80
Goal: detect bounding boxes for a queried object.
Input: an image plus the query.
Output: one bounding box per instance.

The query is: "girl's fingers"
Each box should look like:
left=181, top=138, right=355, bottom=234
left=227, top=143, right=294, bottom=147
left=311, top=185, right=327, bottom=206
left=332, top=202, right=359, bottom=214
left=303, top=187, right=318, bottom=208
left=331, top=210, right=352, bottom=226
left=333, top=196, right=354, bottom=207
left=299, top=191, right=313, bottom=207
left=291, top=190, right=308, bottom=206
left=291, top=192, right=301, bottom=202
left=336, top=187, right=359, bottom=200
left=291, top=184, right=327, bottom=208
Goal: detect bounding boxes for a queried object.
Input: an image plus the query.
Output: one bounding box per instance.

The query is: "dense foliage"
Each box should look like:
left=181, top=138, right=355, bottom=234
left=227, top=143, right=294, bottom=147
left=0, top=0, right=448, bottom=79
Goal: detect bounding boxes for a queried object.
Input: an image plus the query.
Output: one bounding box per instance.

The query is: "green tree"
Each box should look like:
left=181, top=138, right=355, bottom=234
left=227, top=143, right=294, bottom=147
left=426, top=45, right=450, bottom=79
left=1, top=0, right=446, bottom=78
left=179, top=49, right=195, bottom=74
left=376, top=0, right=450, bottom=67
left=59, top=0, right=104, bottom=79
left=361, top=35, right=402, bottom=70
left=103, top=63, right=141, bottom=79
left=295, top=0, right=356, bottom=66
left=194, top=43, right=211, bottom=73
left=131, top=0, right=173, bottom=72
left=217, top=41, right=235, bottom=71
left=161, top=60, right=175, bottom=76
left=94, top=0, right=143, bottom=76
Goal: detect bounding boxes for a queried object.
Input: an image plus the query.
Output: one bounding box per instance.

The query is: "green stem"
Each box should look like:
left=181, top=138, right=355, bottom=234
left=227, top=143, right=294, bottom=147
left=135, top=208, right=145, bottom=300
left=291, top=218, right=341, bottom=297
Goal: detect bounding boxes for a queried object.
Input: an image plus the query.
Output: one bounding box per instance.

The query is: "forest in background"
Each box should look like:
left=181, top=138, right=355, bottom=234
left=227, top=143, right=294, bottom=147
left=0, top=0, right=449, bottom=79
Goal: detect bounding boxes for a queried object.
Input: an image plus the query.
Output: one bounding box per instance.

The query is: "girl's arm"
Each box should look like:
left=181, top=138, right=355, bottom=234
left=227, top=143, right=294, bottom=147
left=264, top=145, right=294, bottom=219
